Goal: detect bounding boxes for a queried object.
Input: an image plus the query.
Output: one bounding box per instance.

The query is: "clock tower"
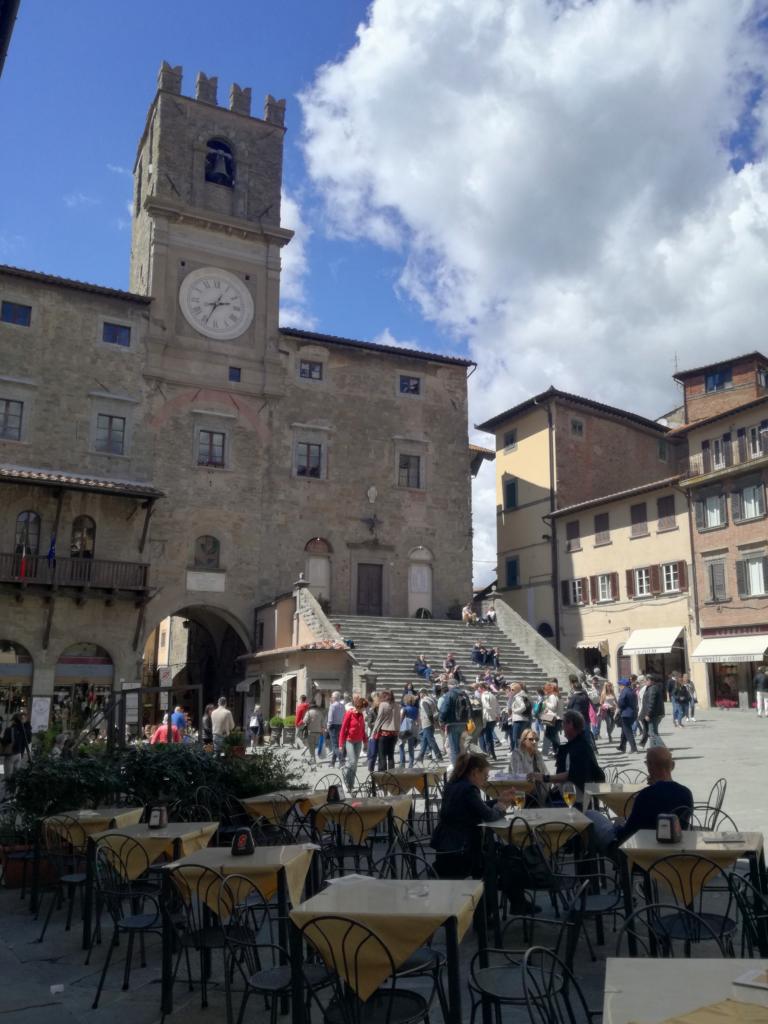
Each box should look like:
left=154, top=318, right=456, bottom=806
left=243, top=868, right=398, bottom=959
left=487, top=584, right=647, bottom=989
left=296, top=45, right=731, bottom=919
left=129, top=61, right=292, bottom=393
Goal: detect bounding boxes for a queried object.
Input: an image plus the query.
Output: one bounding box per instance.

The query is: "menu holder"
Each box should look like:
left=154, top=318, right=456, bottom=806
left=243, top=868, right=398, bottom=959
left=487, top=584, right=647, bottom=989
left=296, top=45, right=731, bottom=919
left=702, top=832, right=745, bottom=844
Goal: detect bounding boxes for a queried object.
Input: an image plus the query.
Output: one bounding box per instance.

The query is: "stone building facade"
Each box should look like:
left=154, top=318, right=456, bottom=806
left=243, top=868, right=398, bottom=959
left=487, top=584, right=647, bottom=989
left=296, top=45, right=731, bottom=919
left=0, top=62, right=475, bottom=730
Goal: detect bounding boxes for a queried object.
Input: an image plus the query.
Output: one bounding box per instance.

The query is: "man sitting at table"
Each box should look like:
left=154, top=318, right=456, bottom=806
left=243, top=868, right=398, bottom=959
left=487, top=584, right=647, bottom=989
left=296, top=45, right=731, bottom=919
left=586, top=746, right=693, bottom=851
left=529, top=710, right=604, bottom=808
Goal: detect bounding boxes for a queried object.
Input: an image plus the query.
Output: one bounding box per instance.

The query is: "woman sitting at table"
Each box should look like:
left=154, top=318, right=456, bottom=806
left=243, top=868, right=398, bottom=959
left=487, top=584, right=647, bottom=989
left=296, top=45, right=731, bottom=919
left=509, top=728, right=548, bottom=805
left=430, top=752, right=513, bottom=879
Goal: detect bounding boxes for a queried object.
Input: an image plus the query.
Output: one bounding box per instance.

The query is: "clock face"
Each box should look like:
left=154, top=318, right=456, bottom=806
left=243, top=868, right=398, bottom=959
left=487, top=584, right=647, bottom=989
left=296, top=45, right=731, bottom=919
left=179, top=267, right=254, bottom=340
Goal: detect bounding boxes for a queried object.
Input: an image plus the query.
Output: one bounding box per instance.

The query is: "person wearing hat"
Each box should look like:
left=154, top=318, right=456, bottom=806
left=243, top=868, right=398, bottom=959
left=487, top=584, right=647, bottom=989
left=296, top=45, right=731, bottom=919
left=616, top=678, right=638, bottom=753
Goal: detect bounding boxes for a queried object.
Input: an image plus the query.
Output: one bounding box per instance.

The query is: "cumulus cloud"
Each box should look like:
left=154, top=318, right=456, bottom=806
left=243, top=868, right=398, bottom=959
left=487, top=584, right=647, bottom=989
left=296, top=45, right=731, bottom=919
left=106, top=163, right=131, bottom=176
left=63, top=192, right=101, bottom=209
left=300, top=0, right=768, bottom=584
left=280, top=189, right=316, bottom=329
left=371, top=327, right=422, bottom=351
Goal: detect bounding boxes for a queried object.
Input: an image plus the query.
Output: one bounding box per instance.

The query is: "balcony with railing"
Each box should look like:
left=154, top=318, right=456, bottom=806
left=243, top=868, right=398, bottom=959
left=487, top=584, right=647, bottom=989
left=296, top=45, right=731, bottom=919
left=0, top=553, right=149, bottom=592
left=684, top=441, right=768, bottom=481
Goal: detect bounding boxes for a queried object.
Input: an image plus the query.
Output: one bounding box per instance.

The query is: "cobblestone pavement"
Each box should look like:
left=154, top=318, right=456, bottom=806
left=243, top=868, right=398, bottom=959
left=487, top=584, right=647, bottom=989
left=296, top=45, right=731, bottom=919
left=0, top=707, right=758, bottom=1024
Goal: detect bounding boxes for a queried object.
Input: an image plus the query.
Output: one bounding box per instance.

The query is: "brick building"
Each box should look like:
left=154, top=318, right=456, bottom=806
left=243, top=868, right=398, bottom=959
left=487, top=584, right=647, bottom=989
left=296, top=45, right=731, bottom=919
left=0, top=63, right=478, bottom=732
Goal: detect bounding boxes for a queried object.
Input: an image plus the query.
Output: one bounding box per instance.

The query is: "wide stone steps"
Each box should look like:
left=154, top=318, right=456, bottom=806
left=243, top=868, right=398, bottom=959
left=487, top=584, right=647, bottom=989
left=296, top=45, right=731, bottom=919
left=333, top=615, right=549, bottom=697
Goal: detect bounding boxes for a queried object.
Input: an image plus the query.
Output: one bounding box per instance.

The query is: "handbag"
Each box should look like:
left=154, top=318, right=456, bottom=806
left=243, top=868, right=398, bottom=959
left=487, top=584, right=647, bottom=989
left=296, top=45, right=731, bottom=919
left=540, top=709, right=557, bottom=725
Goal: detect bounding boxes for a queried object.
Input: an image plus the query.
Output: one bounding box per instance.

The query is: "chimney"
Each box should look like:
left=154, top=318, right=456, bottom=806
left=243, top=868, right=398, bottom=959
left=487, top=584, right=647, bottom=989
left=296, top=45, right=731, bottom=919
left=195, top=72, right=218, bottom=105
left=264, top=94, right=286, bottom=127
left=157, top=61, right=182, bottom=95
left=229, top=83, right=252, bottom=116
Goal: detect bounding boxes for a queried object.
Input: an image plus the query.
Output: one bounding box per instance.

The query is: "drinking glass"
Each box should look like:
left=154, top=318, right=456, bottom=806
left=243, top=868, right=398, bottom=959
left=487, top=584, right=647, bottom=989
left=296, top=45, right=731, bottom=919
left=514, top=790, right=526, bottom=811
left=562, top=783, right=576, bottom=808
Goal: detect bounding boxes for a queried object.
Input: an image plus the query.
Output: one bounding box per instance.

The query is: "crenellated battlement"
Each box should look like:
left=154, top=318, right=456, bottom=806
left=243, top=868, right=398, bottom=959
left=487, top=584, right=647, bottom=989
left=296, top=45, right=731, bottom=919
left=155, top=60, right=283, bottom=124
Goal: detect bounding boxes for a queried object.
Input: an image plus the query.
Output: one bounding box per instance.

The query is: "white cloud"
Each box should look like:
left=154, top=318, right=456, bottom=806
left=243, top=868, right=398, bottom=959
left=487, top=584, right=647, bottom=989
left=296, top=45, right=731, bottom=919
left=300, top=0, right=768, bottom=583
left=63, top=192, right=101, bottom=209
left=371, top=327, right=422, bottom=351
left=107, top=163, right=131, bottom=176
left=280, top=189, right=316, bottom=328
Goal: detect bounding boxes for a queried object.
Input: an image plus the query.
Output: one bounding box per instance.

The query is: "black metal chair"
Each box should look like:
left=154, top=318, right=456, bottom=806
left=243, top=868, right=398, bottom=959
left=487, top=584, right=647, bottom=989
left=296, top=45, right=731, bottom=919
left=729, top=872, right=768, bottom=957
left=252, top=820, right=297, bottom=846
left=91, top=845, right=163, bottom=1008
left=645, top=853, right=738, bottom=954
left=311, top=804, right=375, bottom=878
left=315, top=773, right=346, bottom=794
left=371, top=851, right=437, bottom=881
left=614, top=768, right=648, bottom=785
left=36, top=814, right=88, bottom=943
left=522, top=946, right=601, bottom=1024
left=300, top=914, right=430, bottom=1024
left=166, top=864, right=228, bottom=1009
left=615, top=903, right=728, bottom=958
left=218, top=796, right=252, bottom=847
left=469, top=881, right=587, bottom=1024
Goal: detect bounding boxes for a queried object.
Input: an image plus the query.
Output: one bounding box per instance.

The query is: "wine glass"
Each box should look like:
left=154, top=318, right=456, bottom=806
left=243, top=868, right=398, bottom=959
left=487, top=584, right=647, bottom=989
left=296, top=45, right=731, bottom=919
left=514, top=790, right=526, bottom=811
left=562, top=783, right=577, bottom=809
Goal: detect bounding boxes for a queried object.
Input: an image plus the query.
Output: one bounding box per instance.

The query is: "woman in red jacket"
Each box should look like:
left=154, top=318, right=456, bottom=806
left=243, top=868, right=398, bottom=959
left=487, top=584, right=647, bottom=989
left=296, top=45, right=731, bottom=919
left=339, top=694, right=367, bottom=792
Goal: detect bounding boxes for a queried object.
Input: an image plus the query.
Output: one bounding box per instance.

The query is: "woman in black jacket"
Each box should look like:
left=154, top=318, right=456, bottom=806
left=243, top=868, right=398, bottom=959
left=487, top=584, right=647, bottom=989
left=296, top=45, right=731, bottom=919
left=430, top=752, right=513, bottom=878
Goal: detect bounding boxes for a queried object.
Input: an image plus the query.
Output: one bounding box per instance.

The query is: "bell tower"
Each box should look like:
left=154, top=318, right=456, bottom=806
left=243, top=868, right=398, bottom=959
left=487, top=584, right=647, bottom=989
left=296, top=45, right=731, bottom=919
left=130, top=61, right=293, bottom=392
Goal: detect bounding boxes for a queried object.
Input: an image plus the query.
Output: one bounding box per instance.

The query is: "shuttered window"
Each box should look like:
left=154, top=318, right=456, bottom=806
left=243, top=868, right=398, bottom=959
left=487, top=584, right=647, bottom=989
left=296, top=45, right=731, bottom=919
left=657, top=494, right=676, bottom=531
left=697, top=493, right=726, bottom=530
left=504, top=478, right=518, bottom=509
left=634, top=567, right=651, bottom=597
left=662, top=562, right=679, bottom=592
left=630, top=502, right=648, bottom=537
left=565, top=521, right=581, bottom=552
left=594, top=512, right=610, bottom=545
left=707, top=560, right=727, bottom=602
left=736, top=556, right=768, bottom=598
left=733, top=482, right=765, bottom=523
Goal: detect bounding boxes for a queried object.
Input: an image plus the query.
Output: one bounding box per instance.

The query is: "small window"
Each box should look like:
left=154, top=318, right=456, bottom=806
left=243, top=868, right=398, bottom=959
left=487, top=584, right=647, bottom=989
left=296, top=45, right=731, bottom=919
left=299, top=360, right=323, bottom=381
left=102, top=322, right=131, bottom=347
left=571, top=418, right=584, bottom=437
left=504, top=478, right=517, bottom=510
left=398, top=453, right=421, bottom=488
left=399, top=375, right=421, bottom=395
left=657, top=438, right=668, bottom=462
left=662, top=562, right=680, bottom=593
left=707, top=559, right=727, bottom=602
left=630, top=502, right=648, bottom=537
left=70, top=515, right=96, bottom=558
left=597, top=573, right=613, bottom=602
left=759, top=368, right=768, bottom=389
left=738, top=556, right=768, bottom=597
left=704, top=494, right=725, bottom=529
left=711, top=438, right=726, bottom=469
left=740, top=483, right=765, bottom=521
left=297, top=441, right=322, bottom=478
left=565, top=521, right=581, bottom=552
left=657, top=494, right=676, bottom=531
left=205, top=139, right=235, bottom=187
left=749, top=426, right=762, bottom=458
left=193, top=534, right=220, bottom=570
left=0, top=398, right=23, bottom=440
left=198, top=429, right=226, bottom=467
left=634, top=567, right=651, bottom=597
left=570, top=579, right=584, bottom=604
left=705, top=367, right=732, bottom=392
left=94, top=413, right=126, bottom=455
left=228, top=366, right=241, bottom=383
left=1, top=300, right=31, bottom=327
left=503, top=429, right=517, bottom=450
left=505, top=557, right=519, bottom=588
left=594, top=512, right=610, bottom=545
left=15, top=511, right=40, bottom=555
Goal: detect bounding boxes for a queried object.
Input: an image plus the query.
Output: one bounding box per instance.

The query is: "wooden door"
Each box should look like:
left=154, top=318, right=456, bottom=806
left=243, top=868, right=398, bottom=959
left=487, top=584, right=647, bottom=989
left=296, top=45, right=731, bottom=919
left=357, top=563, right=383, bottom=616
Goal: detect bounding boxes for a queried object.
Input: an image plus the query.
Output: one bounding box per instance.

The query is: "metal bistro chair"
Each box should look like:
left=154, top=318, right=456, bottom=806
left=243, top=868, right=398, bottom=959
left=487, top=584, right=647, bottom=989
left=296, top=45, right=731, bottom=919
left=315, top=773, right=346, bottom=795
left=522, top=946, right=601, bottom=1024
left=615, top=903, right=727, bottom=958
left=645, top=853, right=738, bottom=955
left=469, top=881, right=588, bottom=1024
left=36, top=814, right=88, bottom=943
left=91, top=845, right=163, bottom=1008
left=613, top=768, right=648, bottom=785
left=166, top=864, right=228, bottom=1010
left=300, top=914, right=430, bottom=1024
left=728, top=872, right=768, bottom=957
left=312, top=803, right=375, bottom=879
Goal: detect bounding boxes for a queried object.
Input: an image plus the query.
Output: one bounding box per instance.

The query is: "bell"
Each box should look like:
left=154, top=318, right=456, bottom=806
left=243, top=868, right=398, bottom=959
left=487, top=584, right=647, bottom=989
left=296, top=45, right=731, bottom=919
left=208, top=152, right=231, bottom=185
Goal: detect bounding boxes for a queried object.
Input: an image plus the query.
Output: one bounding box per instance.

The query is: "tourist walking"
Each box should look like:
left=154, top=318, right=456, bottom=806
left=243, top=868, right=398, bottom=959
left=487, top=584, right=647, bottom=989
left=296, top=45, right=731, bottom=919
left=508, top=683, right=532, bottom=750
left=211, top=696, right=235, bottom=754
left=201, top=703, right=214, bottom=745
left=438, top=679, right=471, bottom=765
left=755, top=664, right=768, bottom=718
left=598, top=681, right=618, bottom=742
left=683, top=674, right=697, bottom=721
left=480, top=685, right=499, bottom=759
left=339, top=695, right=367, bottom=791
left=540, top=682, right=561, bottom=755
left=643, top=675, right=666, bottom=746
left=2, top=712, right=31, bottom=783
left=303, top=701, right=326, bottom=765
left=398, top=694, right=419, bottom=767
left=415, top=688, right=442, bottom=762
left=616, top=678, right=638, bottom=753
left=373, top=689, right=400, bottom=771
left=326, top=691, right=346, bottom=767
left=671, top=676, right=690, bottom=728
left=248, top=705, right=264, bottom=749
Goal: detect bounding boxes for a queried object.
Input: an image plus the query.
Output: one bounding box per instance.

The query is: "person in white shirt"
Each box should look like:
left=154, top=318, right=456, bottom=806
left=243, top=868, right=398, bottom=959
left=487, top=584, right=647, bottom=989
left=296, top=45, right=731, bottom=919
left=479, top=686, right=499, bottom=759
left=211, top=696, right=235, bottom=754
left=326, top=691, right=346, bottom=768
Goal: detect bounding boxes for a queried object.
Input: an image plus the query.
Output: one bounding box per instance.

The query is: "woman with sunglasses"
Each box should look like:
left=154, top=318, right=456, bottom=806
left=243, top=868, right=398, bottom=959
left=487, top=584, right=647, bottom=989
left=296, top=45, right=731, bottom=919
left=510, top=728, right=548, bottom=805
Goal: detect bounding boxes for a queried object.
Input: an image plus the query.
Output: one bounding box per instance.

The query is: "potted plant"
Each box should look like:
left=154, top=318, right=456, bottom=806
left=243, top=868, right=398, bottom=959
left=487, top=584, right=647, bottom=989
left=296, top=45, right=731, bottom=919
left=282, top=714, right=296, bottom=746
left=223, top=729, right=246, bottom=757
left=269, top=716, right=284, bottom=745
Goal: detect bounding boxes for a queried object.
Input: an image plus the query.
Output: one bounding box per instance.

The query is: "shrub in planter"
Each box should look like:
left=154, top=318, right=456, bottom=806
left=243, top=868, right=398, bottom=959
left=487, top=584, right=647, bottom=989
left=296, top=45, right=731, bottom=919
left=269, top=716, right=284, bottom=745
left=282, top=714, right=296, bottom=745
left=223, top=730, right=246, bottom=757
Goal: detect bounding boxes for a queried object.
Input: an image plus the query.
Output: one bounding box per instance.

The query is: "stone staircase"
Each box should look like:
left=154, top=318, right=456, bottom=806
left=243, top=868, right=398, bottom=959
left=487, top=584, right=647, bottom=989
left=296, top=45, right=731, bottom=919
left=332, top=616, right=550, bottom=697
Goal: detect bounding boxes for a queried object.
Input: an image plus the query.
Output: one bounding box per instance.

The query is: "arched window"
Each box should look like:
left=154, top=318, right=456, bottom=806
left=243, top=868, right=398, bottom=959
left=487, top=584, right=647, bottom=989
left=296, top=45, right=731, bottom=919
left=537, top=622, right=554, bottom=639
left=70, top=516, right=95, bottom=559
left=15, top=511, right=40, bottom=555
left=205, top=139, right=235, bottom=187
left=0, top=640, right=33, bottom=717
left=304, top=538, right=332, bottom=602
left=194, top=535, right=220, bottom=569
left=54, top=643, right=113, bottom=732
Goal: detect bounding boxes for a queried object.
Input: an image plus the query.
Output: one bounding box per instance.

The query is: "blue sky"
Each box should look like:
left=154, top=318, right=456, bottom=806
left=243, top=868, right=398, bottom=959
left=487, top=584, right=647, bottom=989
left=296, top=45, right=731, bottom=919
left=4, top=1, right=768, bottom=586
left=0, top=0, right=451, bottom=356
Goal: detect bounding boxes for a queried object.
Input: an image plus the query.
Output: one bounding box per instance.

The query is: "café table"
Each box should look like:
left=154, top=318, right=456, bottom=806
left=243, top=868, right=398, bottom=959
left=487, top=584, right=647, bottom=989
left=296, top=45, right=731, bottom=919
left=480, top=808, right=592, bottom=943
left=310, top=795, right=412, bottom=845
left=619, top=829, right=768, bottom=955
left=482, top=774, right=535, bottom=802
left=289, top=877, right=488, bottom=1024
left=603, top=957, right=768, bottom=1023
left=160, top=842, right=316, bottom=1016
left=240, top=789, right=327, bottom=824
left=584, top=781, right=644, bottom=818
left=369, top=767, right=445, bottom=827
left=82, top=820, right=218, bottom=951
left=33, top=806, right=144, bottom=914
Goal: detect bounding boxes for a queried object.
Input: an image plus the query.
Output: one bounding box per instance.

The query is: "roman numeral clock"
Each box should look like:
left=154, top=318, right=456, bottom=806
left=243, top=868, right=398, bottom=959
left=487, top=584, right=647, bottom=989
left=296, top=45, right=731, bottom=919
left=179, top=267, right=254, bottom=340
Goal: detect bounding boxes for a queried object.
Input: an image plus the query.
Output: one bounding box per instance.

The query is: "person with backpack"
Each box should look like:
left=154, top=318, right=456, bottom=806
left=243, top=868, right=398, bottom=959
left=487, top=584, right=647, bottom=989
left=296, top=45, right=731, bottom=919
left=415, top=688, right=442, bottom=763
left=438, top=679, right=471, bottom=765
left=508, top=683, right=532, bottom=750
left=671, top=675, right=690, bottom=728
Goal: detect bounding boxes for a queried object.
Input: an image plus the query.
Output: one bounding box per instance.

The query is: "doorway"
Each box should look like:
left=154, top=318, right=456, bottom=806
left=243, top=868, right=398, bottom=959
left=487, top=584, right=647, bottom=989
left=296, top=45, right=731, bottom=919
left=357, top=563, right=383, bottom=616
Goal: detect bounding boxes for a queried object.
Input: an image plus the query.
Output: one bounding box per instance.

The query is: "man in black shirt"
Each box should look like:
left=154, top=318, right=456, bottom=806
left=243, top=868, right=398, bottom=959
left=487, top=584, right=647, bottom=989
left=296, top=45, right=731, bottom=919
left=530, top=710, right=603, bottom=807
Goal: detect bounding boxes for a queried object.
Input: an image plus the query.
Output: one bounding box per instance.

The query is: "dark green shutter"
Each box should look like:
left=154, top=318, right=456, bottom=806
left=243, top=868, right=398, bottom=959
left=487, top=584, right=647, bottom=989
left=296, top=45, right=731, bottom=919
left=736, top=560, right=748, bottom=598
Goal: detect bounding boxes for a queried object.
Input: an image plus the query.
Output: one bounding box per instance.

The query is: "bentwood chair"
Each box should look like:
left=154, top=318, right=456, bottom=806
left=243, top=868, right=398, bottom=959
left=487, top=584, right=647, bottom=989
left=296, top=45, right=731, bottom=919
left=36, top=815, right=88, bottom=943
left=522, top=946, right=601, bottom=1024
left=166, top=864, right=228, bottom=1010
left=728, top=872, right=768, bottom=957
left=311, top=804, right=375, bottom=879
left=615, top=903, right=727, bottom=958
left=645, top=853, right=738, bottom=954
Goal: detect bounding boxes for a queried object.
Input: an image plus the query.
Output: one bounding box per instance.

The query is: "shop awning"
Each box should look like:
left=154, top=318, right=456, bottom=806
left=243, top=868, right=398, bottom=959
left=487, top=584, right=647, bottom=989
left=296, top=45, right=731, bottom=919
left=576, top=640, right=603, bottom=649
left=270, top=672, right=297, bottom=688
left=691, top=635, right=768, bottom=664
left=622, top=627, right=683, bottom=656
left=235, top=675, right=260, bottom=693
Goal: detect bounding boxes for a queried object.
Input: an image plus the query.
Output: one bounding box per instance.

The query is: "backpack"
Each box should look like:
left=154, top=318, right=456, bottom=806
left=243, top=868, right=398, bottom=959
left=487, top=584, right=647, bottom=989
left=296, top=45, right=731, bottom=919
left=519, top=693, right=532, bottom=717
left=452, top=689, right=471, bottom=723
left=532, top=698, right=543, bottom=718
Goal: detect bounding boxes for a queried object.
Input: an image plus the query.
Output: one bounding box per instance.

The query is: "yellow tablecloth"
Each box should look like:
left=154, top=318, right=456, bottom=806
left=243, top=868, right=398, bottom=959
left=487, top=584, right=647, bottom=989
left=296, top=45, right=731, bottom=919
left=169, top=843, right=314, bottom=910
left=44, top=806, right=144, bottom=846
left=241, top=792, right=297, bottom=823
left=483, top=777, right=534, bottom=801
left=632, top=999, right=768, bottom=1023
left=314, top=797, right=412, bottom=844
left=370, top=769, right=445, bottom=795
left=291, top=878, right=481, bottom=1000
left=482, top=808, right=592, bottom=852
left=621, top=830, right=762, bottom=905
left=584, top=783, right=644, bottom=817
left=93, top=822, right=219, bottom=880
